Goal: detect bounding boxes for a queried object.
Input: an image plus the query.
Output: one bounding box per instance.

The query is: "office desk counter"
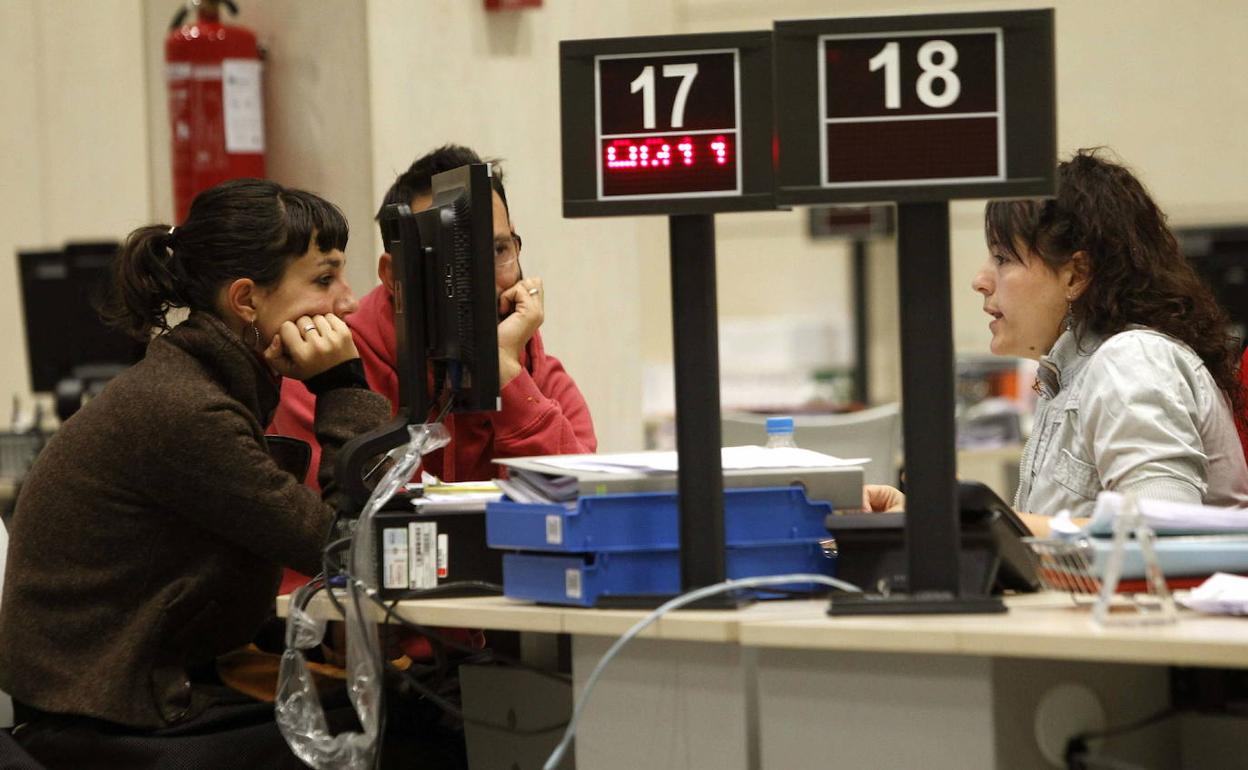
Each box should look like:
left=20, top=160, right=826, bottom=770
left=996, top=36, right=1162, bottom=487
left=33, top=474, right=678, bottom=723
left=276, top=593, right=1247, bottom=769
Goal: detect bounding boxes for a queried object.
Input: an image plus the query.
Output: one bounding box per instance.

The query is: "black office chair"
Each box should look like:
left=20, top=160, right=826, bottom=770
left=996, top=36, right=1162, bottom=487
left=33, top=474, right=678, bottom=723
left=0, top=728, right=45, bottom=769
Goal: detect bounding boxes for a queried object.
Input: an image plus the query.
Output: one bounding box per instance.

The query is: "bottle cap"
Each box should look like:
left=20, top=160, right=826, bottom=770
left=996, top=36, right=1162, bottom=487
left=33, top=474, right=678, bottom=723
left=765, top=416, right=794, bottom=434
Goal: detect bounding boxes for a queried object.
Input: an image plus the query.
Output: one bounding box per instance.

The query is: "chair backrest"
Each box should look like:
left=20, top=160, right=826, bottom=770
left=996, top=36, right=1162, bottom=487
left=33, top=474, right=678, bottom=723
left=722, top=403, right=902, bottom=486
left=0, top=518, right=10, bottom=729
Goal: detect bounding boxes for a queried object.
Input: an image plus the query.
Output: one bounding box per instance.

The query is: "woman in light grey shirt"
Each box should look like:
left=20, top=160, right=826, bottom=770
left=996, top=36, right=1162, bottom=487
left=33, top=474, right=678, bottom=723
left=972, top=149, right=1248, bottom=533
left=862, top=150, right=1248, bottom=532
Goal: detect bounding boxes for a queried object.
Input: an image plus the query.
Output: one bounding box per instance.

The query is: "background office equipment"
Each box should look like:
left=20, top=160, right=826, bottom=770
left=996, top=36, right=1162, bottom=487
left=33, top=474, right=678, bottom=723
left=561, top=30, right=776, bottom=602
left=808, top=204, right=895, bottom=404
left=1177, top=225, right=1248, bottom=344
left=721, top=403, right=900, bottom=485
left=641, top=313, right=858, bottom=450
left=772, top=9, right=1056, bottom=615
left=17, top=242, right=146, bottom=422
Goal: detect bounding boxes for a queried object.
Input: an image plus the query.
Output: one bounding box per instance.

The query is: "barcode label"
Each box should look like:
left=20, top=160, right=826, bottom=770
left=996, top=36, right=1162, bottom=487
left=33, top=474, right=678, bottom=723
left=381, top=528, right=409, bottom=589
left=545, top=514, right=563, bottom=545
left=565, top=568, right=583, bottom=600
left=436, top=533, right=449, bottom=579
left=408, top=522, right=438, bottom=589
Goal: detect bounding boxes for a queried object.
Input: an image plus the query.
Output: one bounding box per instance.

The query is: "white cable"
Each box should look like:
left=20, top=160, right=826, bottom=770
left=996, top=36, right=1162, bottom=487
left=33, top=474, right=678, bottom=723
left=542, top=573, right=861, bottom=770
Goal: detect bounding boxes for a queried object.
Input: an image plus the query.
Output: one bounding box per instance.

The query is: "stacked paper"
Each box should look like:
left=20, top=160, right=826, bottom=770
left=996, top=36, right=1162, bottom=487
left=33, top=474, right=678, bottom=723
left=1085, top=492, right=1248, bottom=536
left=1179, top=573, right=1248, bottom=616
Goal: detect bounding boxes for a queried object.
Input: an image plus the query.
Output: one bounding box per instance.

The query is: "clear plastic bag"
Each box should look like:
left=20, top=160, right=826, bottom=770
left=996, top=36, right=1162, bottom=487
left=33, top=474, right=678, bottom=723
left=276, top=423, right=451, bottom=769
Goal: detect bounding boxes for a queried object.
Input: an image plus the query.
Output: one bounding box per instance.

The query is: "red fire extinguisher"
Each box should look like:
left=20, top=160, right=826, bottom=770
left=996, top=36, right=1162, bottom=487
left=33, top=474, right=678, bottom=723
left=166, top=0, right=266, bottom=224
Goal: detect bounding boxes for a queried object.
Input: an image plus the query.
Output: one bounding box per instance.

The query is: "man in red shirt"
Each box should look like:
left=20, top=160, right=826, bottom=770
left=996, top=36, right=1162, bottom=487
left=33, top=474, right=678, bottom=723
left=270, top=145, right=597, bottom=486
left=1239, top=346, right=1248, bottom=463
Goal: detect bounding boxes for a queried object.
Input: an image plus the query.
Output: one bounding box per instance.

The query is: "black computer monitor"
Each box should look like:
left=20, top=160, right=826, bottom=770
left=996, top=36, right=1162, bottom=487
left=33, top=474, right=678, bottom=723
left=379, top=162, right=500, bottom=420
left=17, top=242, right=146, bottom=395
left=336, top=164, right=500, bottom=508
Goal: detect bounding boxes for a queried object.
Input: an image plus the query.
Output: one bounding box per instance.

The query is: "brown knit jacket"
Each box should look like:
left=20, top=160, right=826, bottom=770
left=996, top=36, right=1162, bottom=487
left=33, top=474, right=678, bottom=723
left=0, top=312, right=390, bottom=729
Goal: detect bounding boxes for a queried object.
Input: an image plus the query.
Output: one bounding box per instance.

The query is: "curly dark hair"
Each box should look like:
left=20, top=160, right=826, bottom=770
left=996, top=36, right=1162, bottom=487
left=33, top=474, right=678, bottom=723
left=985, top=148, right=1244, bottom=427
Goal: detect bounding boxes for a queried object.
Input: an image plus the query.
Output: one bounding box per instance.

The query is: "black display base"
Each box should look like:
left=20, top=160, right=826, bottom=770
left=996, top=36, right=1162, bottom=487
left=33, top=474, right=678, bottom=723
left=593, top=590, right=757, bottom=611
left=827, top=591, right=1006, bottom=617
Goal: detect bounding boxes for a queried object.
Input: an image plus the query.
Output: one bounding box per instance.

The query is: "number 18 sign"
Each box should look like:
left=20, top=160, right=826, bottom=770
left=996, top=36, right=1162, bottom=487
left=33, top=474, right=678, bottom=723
left=561, top=32, right=775, bottom=217
left=774, top=10, right=1055, bottom=204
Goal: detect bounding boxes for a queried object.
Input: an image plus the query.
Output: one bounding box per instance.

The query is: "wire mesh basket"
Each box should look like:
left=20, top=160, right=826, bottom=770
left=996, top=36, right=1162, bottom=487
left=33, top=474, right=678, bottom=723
left=1023, top=495, right=1178, bottom=626
left=1025, top=537, right=1104, bottom=597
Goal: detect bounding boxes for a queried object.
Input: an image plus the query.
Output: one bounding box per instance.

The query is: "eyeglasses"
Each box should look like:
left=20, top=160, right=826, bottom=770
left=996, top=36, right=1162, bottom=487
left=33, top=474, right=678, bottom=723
left=494, top=232, right=522, bottom=269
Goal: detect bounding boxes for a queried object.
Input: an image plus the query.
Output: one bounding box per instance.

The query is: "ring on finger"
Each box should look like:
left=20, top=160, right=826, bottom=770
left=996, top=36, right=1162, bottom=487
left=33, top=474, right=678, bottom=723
left=303, top=323, right=317, bottom=333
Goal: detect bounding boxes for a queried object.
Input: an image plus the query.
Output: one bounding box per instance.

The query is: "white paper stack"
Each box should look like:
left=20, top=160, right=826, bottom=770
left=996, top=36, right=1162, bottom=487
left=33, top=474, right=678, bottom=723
left=1085, top=492, right=1248, bottom=537
left=1179, top=573, right=1248, bottom=616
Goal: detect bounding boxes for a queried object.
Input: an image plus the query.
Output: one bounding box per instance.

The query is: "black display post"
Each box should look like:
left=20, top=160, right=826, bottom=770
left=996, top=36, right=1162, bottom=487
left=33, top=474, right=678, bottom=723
left=827, top=203, right=1004, bottom=615
left=560, top=31, right=776, bottom=606
left=669, top=213, right=730, bottom=596
left=773, top=9, right=1055, bottom=615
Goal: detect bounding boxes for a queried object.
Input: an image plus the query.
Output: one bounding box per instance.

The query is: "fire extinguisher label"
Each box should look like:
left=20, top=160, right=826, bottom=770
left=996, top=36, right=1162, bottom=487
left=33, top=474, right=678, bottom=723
left=222, top=58, right=265, bottom=154
left=165, top=62, right=192, bottom=81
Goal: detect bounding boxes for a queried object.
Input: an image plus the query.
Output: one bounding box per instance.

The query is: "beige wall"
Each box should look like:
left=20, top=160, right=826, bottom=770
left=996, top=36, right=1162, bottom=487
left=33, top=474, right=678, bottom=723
left=2, top=0, right=1247, bottom=442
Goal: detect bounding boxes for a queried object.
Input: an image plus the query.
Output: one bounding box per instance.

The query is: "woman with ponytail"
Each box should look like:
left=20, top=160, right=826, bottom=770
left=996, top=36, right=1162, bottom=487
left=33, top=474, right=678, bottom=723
left=0, top=179, right=390, bottom=761
left=865, top=150, right=1248, bottom=534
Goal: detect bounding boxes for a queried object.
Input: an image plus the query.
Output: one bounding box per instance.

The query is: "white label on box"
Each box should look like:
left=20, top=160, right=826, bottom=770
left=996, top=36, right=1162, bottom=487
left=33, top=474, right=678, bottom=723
left=545, top=514, right=563, bottom=545
left=408, top=522, right=438, bottom=590
left=222, top=58, right=265, bottom=153
left=565, top=568, right=583, bottom=600
left=381, top=528, right=409, bottom=589
left=436, top=533, right=449, bottom=579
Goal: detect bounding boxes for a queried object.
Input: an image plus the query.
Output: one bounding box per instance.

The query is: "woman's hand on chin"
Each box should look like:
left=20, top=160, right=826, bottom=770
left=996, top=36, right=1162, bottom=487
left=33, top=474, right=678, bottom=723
left=263, top=313, right=359, bottom=380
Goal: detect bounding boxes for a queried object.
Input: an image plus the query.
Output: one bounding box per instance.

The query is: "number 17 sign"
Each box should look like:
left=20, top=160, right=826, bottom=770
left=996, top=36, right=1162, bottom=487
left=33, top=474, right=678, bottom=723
left=597, top=49, right=740, bottom=198
left=560, top=31, right=775, bottom=217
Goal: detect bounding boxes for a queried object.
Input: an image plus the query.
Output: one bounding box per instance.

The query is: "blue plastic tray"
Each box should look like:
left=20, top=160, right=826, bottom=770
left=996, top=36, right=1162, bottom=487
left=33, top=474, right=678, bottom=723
left=502, top=540, right=835, bottom=607
left=487, top=486, right=833, bottom=552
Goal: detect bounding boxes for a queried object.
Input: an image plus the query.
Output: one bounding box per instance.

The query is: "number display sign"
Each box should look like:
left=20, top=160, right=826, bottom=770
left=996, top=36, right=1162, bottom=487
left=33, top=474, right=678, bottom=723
left=561, top=32, right=775, bottom=217
left=822, top=30, right=1002, bottom=186
left=774, top=10, right=1054, bottom=204
left=597, top=50, right=739, bottom=198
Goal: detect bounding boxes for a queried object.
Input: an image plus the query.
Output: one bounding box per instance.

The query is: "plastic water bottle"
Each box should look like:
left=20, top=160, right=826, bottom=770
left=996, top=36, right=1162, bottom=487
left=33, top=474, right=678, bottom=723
left=765, top=416, right=797, bottom=448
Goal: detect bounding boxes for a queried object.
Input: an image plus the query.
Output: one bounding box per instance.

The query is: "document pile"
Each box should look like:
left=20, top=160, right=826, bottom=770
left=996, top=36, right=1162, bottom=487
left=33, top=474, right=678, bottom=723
left=494, top=446, right=868, bottom=508
left=409, top=475, right=503, bottom=512
left=1050, top=492, right=1248, bottom=582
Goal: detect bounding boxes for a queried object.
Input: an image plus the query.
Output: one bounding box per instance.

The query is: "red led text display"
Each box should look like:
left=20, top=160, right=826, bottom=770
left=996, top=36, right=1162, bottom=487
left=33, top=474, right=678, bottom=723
left=596, top=50, right=741, bottom=199
left=821, top=29, right=1003, bottom=187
